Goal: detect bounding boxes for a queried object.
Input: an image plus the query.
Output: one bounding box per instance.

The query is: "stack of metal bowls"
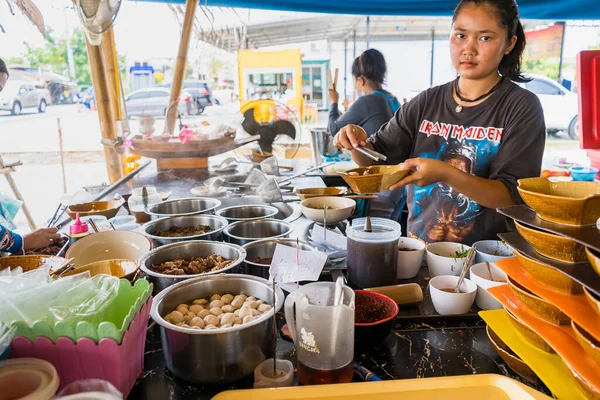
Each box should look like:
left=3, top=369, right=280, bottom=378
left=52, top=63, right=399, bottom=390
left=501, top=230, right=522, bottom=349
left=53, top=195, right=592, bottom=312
left=223, top=219, right=293, bottom=246
left=140, top=215, right=229, bottom=247
left=216, top=204, right=279, bottom=222
left=145, top=197, right=221, bottom=218
left=150, top=274, right=284, bottom=383
left=242, top=238, right=317, bottom=279
left=139, top=240, right=246, bottom=292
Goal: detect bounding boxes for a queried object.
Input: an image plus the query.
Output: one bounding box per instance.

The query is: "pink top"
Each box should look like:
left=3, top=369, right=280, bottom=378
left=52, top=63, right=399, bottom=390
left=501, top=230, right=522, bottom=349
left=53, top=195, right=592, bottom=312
left=69, top=213, right=89, bottom=235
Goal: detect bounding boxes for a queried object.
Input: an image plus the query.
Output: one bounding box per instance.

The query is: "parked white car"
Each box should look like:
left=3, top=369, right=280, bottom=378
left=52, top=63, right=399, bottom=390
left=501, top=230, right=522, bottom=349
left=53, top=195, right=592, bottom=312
left=0, top=80, right=52, bottom=115
left=519, top=73, right=579, bottom=139
left=125, top=87, right=196, bottom=118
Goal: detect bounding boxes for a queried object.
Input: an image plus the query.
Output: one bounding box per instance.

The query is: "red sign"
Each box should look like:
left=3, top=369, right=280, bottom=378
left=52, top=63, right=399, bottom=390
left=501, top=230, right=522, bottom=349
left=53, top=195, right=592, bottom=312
left=525, top=23, right=565, bottom=61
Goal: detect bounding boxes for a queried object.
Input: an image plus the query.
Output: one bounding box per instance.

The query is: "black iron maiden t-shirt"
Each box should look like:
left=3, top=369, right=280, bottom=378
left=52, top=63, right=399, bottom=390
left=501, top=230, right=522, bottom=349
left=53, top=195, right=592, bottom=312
left=367, top=78, right=546, bottom=245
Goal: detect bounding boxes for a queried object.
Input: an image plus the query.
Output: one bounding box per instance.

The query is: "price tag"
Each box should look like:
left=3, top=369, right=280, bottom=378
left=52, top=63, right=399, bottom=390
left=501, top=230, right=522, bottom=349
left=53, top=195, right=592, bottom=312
left=269, top=244, right=328, bottom=284
left=311, top=224, right=347, bottom=250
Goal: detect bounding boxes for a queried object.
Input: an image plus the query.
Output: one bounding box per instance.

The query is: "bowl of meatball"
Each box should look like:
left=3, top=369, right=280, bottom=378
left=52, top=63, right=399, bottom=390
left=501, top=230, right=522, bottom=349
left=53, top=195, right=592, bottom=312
left=150, top=273, right=284, bottom=384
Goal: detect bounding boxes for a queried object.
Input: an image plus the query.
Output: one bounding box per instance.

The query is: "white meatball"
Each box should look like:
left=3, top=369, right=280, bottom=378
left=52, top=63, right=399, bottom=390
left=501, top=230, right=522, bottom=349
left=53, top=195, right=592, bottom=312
left=190, top=317, right=205, bottom=328
left=192, top=299, right=208, bottom=305
left=246, top=301, right=258, bottom=309
left=221, top=294, right=234, bottom=304
left=209, top=307, right=223, bottom=316
left=210, top=300, right=224, bottom=309
left=210, top=294, right=221, bottom=301
left=246, top=296, right=257, bottom=302
left=256, top=300, right=264, bottom=306
left=243, top=315, right=257, bottom=324
left=176, top=304, right=189, bottom=314
left=239, top=305, right=253, bottom=319
left=220, top=313, right=235, bottom=326
left=198, top=309, right=210, bottom=319
left=233, top=323, right=242, bottom=327
left=234, top=317, right=242, bottom=325
left=231, top=298, right=244, bottom=309
left=176, top=322, right=185, bottom=327
left=183, top=313, right=196, bottom=323
left=258, top=304, right=272, bottom=313
left=169, top=311, right=184, bottom=324
left=221, top=305, right=234, bottom=313
left=189, top=304, right=204, bottom=314
left=234, top=309, right=240, bottom=317
left=205, top=324, right=218, bottom=330
left=220, top=324, right=232, bottom=329
left=204, top=315, right=219, bottom=326
left=251, top=309, right=260, bottom=317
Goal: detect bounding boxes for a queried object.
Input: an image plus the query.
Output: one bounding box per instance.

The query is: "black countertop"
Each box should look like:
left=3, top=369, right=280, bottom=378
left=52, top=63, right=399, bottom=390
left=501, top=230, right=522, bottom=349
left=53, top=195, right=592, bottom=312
left=95, top=161, right=550, bottom=399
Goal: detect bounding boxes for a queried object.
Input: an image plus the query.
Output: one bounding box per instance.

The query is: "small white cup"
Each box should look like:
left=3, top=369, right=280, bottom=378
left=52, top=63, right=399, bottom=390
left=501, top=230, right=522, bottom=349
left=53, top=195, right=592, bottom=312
left=254, top=358, right=294, bottom=388
left=472, top=240, right=514, bottom=264
left=426, top=242, right=472, bottom=277
left=397, top=237, right=426, bottom=279
left=429, top=275, right=477, bottom=315
left=469, top=263, right=507, bottom=310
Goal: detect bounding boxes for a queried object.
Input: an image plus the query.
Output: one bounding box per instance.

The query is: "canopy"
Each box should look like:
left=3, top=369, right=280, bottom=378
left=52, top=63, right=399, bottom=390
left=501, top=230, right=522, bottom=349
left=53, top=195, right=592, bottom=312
left=143, top=0, right=600, bottom=20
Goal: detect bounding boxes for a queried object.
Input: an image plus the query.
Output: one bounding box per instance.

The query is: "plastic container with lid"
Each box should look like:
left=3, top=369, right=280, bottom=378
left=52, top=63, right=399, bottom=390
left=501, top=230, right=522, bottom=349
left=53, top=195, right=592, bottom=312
left=128, top=186, right=162, bottom=214
left=0, top=358, right=59, bottom=400
left=347, top=217, right=401, bottom=289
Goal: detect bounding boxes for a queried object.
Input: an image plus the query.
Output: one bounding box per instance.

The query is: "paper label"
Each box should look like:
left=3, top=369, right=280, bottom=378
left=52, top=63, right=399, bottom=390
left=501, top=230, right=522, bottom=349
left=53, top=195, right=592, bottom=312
left=310, top=224, right=347, bottom=250
left=269, top=244, right=327, bottom=283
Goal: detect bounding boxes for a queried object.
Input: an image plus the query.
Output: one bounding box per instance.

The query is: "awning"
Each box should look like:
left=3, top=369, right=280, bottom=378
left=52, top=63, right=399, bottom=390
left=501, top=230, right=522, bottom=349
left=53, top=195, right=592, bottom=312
left=142, top=0, right=600, bottom=20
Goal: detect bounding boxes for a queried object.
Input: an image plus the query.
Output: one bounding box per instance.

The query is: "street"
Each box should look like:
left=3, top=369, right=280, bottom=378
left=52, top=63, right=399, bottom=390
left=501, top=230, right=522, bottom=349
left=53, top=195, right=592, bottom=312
left=0, top=103, right=587, bottom=233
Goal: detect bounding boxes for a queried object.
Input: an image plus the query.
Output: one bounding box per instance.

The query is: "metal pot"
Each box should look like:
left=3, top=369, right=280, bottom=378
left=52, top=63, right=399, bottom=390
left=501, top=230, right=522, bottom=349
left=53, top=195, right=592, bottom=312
left=242, top=238, right=317, bottom=279
left=150, top=274, right=284, bottom=384
left=216, top=204, right=279, bottom=222
left=138, top=240, right=246, bottom=293
left=223, top=219, right=293, bottom=246
left=140, top=215, right=229, bottom=247
left=145, top=197, right=221, bottom=218
left=309, top=128, right=340, bottom=166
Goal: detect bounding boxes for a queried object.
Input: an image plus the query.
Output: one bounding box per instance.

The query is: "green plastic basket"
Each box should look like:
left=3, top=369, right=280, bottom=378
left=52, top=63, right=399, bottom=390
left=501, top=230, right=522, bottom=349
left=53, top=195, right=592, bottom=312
left=10, top=279, right=152, bottom=345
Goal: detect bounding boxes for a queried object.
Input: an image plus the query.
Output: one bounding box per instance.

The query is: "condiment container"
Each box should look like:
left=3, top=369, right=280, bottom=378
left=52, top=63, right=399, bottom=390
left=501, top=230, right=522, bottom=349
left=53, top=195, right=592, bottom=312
left=0, top=358, right=59, bottom=400
left=128, top=186, right=161, bottom=223
left=253, top=359, right=294, bottom=388
left=69, top=213, right=90, bottom=245
left=347, top=217, right=401, bottom=289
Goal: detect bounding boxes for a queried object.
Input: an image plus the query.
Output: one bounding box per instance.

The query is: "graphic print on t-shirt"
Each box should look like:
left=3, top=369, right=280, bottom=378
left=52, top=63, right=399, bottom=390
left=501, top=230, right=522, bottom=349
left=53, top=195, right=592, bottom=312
left=409, top=119, right=503, bottom=244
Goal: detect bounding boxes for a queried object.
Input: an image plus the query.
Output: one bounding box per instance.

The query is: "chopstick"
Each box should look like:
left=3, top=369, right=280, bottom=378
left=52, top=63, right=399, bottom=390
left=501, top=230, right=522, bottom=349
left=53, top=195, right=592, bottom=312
left=328, top=68, right=339, bottom=91
left=51, top=257, right=75, bottom=277
left=47, top=204, right=62, bottom=228
left=355, top=146, right=387, bottom=162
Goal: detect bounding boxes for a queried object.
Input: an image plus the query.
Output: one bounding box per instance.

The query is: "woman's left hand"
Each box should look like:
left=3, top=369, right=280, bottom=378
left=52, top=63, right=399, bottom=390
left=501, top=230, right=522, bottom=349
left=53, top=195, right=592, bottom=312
left=328, top=89, right=339, bottom=104
left=390, top=158, right=451, bottom=190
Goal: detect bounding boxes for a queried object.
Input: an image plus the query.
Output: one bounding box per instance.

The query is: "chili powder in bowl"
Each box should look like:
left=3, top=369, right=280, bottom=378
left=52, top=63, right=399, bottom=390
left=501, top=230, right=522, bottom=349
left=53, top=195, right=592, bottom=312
left=354, top=290, right=399, bottom=343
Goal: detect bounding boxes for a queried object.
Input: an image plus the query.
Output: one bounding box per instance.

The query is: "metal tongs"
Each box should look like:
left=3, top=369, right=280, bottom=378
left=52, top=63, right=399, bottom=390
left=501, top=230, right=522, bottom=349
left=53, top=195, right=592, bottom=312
left=355, top=146, right=387, bottom=162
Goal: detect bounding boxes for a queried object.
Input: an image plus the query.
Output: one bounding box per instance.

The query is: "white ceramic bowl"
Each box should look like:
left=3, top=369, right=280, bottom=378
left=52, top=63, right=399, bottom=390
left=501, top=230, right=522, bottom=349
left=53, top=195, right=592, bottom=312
left=469, top=262, right=508, bottom=310
left=429, top=275, right=477, bottom=315
left=300, top=196, right=356, bottom=224
left=425, top=242, right=472, bottom=277
left=472, top=240, right=514, bottom=264
left=397, top=237, right=426, bottom=279
left=66, top=230, right=152, bottom=268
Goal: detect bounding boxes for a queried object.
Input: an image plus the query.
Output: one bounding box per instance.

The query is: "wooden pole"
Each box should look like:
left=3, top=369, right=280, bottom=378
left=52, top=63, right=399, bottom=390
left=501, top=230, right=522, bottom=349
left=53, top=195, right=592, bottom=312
left=164, top=0, right=199, bottom=136
left=0, top=155, right=36, bottom=230
left=86, top=40, right=123, bottom=183
left=57, top=117, right=67, bottom=194
left=101, top=28, right=123, bottom=121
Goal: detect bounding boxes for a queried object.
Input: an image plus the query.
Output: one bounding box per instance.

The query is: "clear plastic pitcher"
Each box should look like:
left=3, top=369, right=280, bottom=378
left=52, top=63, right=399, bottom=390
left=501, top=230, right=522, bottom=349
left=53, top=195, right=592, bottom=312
left=284, top=280, right=355, bottom=385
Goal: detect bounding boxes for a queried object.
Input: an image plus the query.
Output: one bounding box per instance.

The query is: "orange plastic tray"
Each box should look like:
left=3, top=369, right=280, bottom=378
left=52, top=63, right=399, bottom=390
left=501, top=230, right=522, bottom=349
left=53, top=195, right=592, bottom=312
left=495, top=258, right=600, bottom=342
left=489, top=285, right=600, bottom=394
left=212, top=374, right=551, bottom=399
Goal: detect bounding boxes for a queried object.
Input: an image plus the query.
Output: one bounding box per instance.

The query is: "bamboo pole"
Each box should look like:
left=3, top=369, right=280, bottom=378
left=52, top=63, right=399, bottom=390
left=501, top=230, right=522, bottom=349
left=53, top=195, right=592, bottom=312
left=101, top=28, right=123, bottom=121
left=164, top=0, right=199, bottom=135
left=86, top=40, right=123, bottom=183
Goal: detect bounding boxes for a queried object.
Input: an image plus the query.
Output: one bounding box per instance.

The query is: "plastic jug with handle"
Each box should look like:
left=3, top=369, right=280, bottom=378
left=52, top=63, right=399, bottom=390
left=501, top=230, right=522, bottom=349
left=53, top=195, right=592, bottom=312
left=284, top=279, right=355, bottom=385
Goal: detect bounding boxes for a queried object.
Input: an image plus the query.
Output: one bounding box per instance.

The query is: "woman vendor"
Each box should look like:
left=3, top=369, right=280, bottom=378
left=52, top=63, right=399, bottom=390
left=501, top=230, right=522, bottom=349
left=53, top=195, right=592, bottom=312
left=328, top=49, right=405, bottom=221
left=333, top=0, right=545, bottom=245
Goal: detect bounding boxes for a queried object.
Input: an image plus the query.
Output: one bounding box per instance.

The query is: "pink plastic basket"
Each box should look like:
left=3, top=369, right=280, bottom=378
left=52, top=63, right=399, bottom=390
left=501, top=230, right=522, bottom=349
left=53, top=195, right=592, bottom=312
left=10, top=298, right=152, bottom=397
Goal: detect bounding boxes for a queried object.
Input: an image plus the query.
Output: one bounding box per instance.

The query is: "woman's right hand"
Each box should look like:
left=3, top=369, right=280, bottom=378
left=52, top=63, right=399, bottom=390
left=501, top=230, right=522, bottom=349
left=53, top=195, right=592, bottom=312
left=333, top=124, right=368, bottom=150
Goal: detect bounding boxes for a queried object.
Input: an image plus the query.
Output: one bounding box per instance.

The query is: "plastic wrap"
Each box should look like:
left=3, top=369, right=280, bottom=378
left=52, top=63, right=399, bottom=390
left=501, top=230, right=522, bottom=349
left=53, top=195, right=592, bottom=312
left=0, top=271, right=119, bottom=328
left=0, top=322, right=15, bottom=357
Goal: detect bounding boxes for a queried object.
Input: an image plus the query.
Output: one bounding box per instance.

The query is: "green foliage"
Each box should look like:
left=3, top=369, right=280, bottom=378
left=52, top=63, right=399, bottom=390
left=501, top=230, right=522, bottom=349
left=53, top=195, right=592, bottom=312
left=522, top=59, right=561, bottom=81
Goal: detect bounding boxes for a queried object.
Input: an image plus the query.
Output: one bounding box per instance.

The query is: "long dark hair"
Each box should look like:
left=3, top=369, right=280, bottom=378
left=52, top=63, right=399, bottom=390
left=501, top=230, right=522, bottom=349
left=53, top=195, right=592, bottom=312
left=0, top=58, right=8, bottom=77
left=453, top=0, right=530, bottom=82
left=351, top=49, right=387, bottom=85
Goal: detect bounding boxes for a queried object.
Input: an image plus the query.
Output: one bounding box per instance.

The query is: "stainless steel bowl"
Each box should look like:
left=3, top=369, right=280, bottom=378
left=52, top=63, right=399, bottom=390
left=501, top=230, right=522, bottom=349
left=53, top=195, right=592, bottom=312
left=216, top=204, right=279, bottom=222
left=140, top=215, right=229, bottom=247
left=242, top=238, right=317, bottom=279
left=138, top=240, right=246, bottom=293
left=145, top=197, right=221, bottom=218
left=223, top=218, right=293, bottom=246
left=150, top=274, right=284, bottom=384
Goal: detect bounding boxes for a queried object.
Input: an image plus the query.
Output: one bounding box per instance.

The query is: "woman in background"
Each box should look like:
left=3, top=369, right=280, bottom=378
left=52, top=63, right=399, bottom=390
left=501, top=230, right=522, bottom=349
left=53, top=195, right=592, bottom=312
left=328, top=49, right=405, bottom=221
